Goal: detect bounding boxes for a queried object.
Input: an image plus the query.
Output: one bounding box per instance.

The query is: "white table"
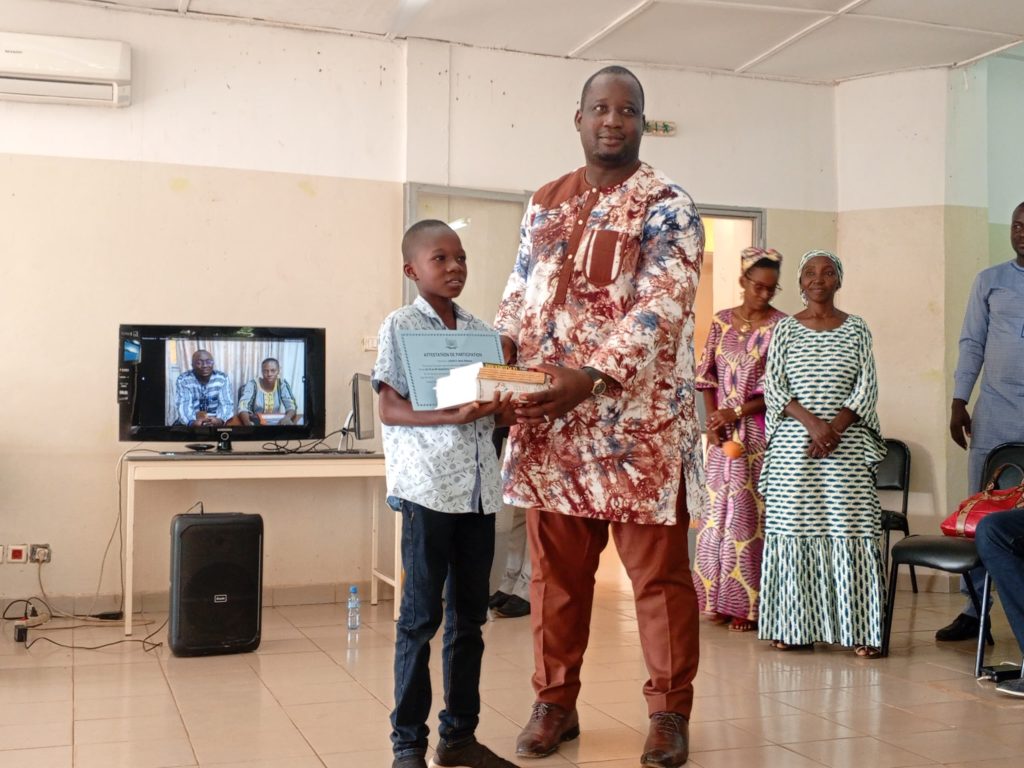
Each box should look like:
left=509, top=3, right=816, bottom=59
left=122, top=452, right=399, bottom=634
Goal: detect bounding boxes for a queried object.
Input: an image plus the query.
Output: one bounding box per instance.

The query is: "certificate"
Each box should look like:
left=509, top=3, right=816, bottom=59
left=397, top=330, right=504, bottom=410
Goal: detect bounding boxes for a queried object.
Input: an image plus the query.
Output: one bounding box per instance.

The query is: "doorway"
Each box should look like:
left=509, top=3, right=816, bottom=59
left=694, top=207, right=764, bottom=356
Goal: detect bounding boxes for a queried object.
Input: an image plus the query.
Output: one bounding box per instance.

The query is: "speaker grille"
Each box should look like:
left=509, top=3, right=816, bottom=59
left=169, top=514, right=263, bottom=656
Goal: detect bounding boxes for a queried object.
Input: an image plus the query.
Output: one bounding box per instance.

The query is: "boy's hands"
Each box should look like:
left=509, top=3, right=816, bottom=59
left=446, top=390, right=515, bottom=425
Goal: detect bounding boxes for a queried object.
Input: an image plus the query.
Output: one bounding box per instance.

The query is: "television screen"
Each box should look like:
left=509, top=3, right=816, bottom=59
left=119, top=325, right=326, bottom=444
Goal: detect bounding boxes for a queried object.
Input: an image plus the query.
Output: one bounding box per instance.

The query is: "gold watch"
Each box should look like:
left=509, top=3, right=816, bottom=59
left=733, top=405, right=743, bottom=420
left=581, top=366, right=607, bottom=397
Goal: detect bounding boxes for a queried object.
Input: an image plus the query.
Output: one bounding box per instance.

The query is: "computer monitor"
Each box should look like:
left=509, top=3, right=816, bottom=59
left=118, top=324, right=326, bottom=449
left=339, top=373, right=375, bottom=451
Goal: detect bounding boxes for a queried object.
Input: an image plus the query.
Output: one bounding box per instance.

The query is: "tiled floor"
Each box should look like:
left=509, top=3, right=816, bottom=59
left=3, top=550, right=1024, bottom=768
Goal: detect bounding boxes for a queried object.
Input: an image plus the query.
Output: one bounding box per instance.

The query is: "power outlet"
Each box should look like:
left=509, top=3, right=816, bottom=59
left=7, top=544, right=28, bottom=564
left=29, top=544, right=52, bottom=563
left=361, top=335, right=379, bottom=352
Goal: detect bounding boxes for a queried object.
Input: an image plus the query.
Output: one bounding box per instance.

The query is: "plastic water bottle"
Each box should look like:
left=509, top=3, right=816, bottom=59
left=347, top=585, right=361, bottom=630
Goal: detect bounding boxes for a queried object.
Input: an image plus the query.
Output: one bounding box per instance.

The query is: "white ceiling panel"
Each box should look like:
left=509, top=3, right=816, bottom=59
left=186, top=0, right=404, bottom=35
left=401, top=0, right=629, bottom=57
left=102, top=0, right=178, bottom=10
left=749, top=14, right=1016, bottom=81
left=48, top=0, right=1024, bottom=83
left=665, top=0, right=850, bottom=10
left=582, top=2, right=828, bottom=70
left=854, top=0, right=1024, bottom=36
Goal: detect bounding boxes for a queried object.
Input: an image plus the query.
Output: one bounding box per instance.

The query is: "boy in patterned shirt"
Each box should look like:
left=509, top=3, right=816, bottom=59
left=372, top=220, right=517, bottom=768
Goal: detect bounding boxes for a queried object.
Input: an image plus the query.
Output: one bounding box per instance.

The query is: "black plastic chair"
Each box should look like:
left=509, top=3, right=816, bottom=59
left=877, top=439, right=916, bottom=592
left=880, top=443, right=1024, bottom=672
left=882, top=536, right=991, bottom=672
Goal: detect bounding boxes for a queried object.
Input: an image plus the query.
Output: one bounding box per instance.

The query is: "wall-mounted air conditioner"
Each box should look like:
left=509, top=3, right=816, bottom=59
left=0, top=31, right=131, bottom=107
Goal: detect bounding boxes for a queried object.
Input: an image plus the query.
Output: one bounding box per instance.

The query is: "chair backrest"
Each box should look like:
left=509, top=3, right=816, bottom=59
left=982, top=442, right=1024, bottom=490
left=876, top=438, right=911, bottom=514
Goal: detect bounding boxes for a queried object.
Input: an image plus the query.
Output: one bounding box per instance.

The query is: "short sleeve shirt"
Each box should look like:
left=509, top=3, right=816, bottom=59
left=372, top=296, right=503, bottom=515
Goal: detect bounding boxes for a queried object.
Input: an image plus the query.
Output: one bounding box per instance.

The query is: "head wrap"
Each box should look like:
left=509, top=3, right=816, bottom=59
left=798, top=249, right=843, bottom=305
left=740, top=247, right=783, bottom=275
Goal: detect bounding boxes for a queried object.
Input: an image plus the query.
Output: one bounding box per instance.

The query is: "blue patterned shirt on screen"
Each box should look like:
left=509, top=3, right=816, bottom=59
left=174, top=370, right=234, bottom=425
left=372, top=296, right=502, bottom=516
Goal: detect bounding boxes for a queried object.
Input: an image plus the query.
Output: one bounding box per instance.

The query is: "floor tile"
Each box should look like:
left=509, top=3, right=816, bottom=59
left=0, top=745, right=73, bottom=767
left=689, top=744, right=833, bottom=768
left=73, top=736, right=196, bottom=768
left=7, top=550, right=1018, bottom=766
left=785, top=735, right=937, bottom=767
left=729, top=711, right=862, bottom=743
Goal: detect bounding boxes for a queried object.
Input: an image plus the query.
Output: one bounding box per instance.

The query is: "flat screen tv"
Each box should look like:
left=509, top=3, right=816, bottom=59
left=119, top=324, right=326, bottom=448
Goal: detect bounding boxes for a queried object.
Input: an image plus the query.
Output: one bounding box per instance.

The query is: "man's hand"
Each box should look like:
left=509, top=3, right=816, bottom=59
left=950, top=399, right=972, bottom=450
left=514, top=365, right=592, bottom=425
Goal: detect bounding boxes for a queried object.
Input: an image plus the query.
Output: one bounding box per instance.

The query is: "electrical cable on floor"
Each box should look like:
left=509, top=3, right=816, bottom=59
left=24, top=617, right=167, bottom=654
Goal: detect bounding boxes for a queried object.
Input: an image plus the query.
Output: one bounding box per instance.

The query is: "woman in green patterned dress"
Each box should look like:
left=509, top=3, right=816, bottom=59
left=758, top=250, right=886, bottom=658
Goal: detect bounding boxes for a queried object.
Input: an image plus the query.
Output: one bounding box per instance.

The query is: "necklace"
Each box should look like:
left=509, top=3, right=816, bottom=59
left=733, top=310, right=753, bottom=334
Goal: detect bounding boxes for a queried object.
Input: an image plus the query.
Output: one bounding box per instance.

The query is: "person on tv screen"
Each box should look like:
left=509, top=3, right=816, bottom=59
left=237, top=357, right=299, bottom=426
left=174, top=349, right=234, bottom=427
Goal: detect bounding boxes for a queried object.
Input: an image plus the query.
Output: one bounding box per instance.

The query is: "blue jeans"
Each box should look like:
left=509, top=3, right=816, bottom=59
left=975, top=509, right=1024, bottom=654
left=390, top=499, right=495, bottom=759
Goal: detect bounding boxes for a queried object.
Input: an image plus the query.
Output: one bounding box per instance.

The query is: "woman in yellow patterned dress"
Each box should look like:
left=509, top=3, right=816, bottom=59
left=693, top=248, right=785, bottom=632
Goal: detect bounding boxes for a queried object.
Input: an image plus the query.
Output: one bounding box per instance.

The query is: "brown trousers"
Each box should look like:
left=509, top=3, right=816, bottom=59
left=526, top=498, right=700, bottom=717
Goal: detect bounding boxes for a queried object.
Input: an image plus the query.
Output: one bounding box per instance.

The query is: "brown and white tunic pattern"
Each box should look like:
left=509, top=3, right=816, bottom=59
left=494, top=163, right=706, bottom=525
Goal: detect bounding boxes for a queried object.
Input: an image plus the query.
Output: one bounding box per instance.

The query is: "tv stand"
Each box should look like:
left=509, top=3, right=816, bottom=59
left=122, top=452, right=394, bottom=634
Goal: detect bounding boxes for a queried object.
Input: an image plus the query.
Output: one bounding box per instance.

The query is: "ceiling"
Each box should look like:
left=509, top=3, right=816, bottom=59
left=54, top=0, right=1024, bottom=84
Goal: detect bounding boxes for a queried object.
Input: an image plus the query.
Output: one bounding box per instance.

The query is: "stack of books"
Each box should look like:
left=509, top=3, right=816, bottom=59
left=435, top=362, right=548, bottom=409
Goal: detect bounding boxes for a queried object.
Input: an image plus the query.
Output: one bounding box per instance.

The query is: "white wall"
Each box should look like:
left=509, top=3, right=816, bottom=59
left=946, top=63, right=989, bottom=210
left=0, top=0, right=406, bottom=181
left=439, top=46, right=836, bottom=210
left=987, top=57, right=1024, bottom=224
left=836, top=69, right=950, bottom=212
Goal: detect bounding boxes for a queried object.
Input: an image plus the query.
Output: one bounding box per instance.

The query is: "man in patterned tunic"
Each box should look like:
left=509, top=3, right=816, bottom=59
left=493, top=66, right=705, bottom=768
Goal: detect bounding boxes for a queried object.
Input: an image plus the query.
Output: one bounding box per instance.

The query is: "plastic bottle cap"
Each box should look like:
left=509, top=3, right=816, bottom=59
left=349, top=586, right=357, bottom=593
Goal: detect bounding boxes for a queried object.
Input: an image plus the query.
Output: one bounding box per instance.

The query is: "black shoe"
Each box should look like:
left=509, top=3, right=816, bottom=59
left=393, top=755, right=428, bottom=768
left=494, top=595, right=530, bottom=618
left=488, top=590, right=511, bottom=610
left=430, top=737, right=519, bottom=767
left=935, top=613, right=980, bottom=641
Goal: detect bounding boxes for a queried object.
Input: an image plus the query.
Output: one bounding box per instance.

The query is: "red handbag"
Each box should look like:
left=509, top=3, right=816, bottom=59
left=940, top=464, right=1024, bottom=538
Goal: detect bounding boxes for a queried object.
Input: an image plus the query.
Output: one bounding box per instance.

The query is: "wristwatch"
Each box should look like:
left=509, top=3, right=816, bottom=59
left=733, top=405, right=743, bottom=420
left=581, top=366, right=608, bottom=397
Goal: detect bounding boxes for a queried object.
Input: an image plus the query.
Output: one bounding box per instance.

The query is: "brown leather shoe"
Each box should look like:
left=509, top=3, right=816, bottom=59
left=641, top=711, right=689, bottom=767
left=515, top=702, right=579, bottom=758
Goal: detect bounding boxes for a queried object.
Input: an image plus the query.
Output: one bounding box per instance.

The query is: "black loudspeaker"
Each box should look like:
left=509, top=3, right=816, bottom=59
left=169, top=512, right=263, bottom=657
